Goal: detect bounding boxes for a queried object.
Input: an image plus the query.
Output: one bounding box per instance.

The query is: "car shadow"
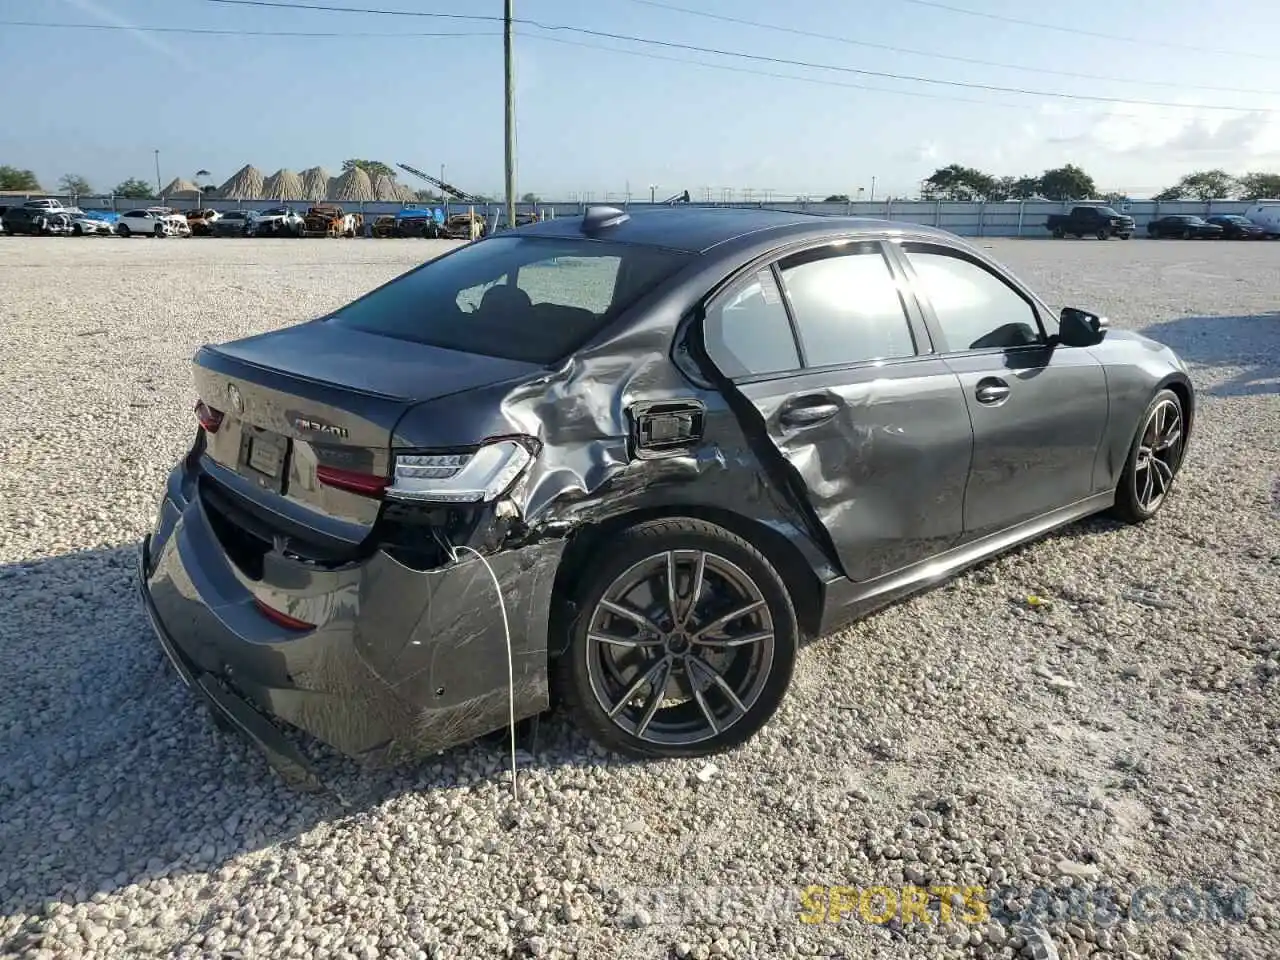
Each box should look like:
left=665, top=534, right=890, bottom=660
left=1140, top=312, right=1280, bottom=398
left=0, top=544, right=609, bottom=928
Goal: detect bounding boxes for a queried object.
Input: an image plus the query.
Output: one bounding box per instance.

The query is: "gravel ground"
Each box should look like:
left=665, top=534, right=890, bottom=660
left=1, top=236, right=1277, bottom=960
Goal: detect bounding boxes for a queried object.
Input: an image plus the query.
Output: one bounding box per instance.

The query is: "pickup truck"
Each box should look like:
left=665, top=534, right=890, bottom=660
left=22, top=198, right=71, bottom=213
left=1045, top=205, right=1134, bottom=240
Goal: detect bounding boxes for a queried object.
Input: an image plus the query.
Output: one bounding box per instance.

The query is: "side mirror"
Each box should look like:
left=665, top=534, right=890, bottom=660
left=1057, top=307, right=1109, bottom=347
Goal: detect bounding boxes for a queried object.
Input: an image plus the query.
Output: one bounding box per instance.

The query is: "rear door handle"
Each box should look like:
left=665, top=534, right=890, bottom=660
left=974, top=378, right=1011, bottom=405
left=779, top=400, right=840, bottom=427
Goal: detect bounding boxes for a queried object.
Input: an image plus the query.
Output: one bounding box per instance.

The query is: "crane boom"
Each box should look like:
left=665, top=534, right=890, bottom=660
left=396, top=162, right=483, bottom=204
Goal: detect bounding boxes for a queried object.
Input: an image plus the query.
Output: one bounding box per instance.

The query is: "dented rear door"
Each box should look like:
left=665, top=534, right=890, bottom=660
left=702, top=241, right=973, bottom=583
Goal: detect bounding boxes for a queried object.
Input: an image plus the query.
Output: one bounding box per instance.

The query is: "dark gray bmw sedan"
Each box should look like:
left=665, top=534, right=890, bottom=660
left=139, top=207, right=1193, bottom=781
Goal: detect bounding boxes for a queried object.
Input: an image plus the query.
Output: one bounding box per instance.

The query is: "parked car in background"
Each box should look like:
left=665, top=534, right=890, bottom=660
left=138, top=207, right=1194, bottom=781
left=1045, top=205, right=1135, bottom=239
left=371, top=214, right=398, bottom=238
left=187, top=209, right=220, bottom=236
left=66, top=210, right=117, bottom=236
left=1146, top=215, right=1223, bottom=240
left=302, top=204, right=356, bottom=238
left=210, top=210, right=261, bottom=237
left=1242, top=202, right=1280, bottom=237
left=1206, top=215, right=1267, bottom=239
left=442, top=211, right=487, bottom=240
left=1, top=207, right=67, bottom=235
left=255, top=206, right=305, bottom=237
left=116, top=208, right=191, bottom=237
left=394, top=210, right=444, bottom=238
left=21, top=198, right=71, bottom=214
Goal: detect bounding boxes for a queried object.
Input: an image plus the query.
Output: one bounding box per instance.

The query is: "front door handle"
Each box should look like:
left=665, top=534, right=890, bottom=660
left=974, top=378, right=1011, bottom=405
left=779, top=401, right=840, bottom=427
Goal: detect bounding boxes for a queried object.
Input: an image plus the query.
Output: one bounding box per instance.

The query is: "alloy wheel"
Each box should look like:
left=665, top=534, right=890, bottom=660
left=584, top=549, right=775, bottom=747
left=1133, top=398, right=1183, bottom=513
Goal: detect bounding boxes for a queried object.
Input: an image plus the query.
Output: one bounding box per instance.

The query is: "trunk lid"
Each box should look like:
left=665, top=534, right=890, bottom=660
left=192, top=321, right=539, bottom=557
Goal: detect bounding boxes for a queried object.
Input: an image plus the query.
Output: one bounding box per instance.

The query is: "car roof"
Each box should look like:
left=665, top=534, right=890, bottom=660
left=513, top=206, right=962, bottom=253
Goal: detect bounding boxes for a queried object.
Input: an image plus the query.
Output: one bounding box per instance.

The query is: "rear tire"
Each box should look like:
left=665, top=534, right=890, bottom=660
left=1096, top=229, right=1108, bottom=240
left=1052, top=227, right=1065, bottom=239
left=154, top=225, right=164, bottom=238
left=1111, top=389, right=1186, bottom=525
left=553, top=518, right=798, bottom=759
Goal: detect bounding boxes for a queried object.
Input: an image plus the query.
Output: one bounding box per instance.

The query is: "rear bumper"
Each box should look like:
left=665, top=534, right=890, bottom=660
left=138, top=535, right=324, bottom=790
left=138, top=457, right=564, bottom=771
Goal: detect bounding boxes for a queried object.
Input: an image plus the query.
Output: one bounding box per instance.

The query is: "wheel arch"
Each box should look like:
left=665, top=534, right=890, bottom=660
left=547, top=504, right=825, bottom=657
left=1158, top=373, right=1194, bottom=444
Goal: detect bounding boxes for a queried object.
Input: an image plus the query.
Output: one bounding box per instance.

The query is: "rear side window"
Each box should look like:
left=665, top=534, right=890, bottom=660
left=902, top=245, right=1041, bottom=351
left=777, top=243, right=917, bottom=366
left=328, top=236, right=691, bottom=364
left=703, top=268, right=800, bottom=378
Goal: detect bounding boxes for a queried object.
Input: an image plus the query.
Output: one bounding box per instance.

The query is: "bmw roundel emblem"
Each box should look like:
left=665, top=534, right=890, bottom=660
left=227, top=383, right=244, bottom=415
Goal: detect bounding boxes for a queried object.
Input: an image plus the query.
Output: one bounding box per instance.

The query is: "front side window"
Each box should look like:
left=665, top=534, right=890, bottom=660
left=902, top=245, right=1043, bottom=351
left=777, top=242, right=917, bottom=367
left=703, top=268, right=800, bottom=379
left=328, top=236, right=692, bottom=364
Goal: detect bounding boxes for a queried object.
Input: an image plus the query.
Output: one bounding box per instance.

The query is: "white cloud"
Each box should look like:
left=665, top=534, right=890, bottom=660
left=1046, top=104, right=1280, bottom=164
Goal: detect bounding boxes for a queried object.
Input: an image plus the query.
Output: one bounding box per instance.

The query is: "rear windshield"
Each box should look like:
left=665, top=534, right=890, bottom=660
left=327, top=236, right=692, bottom=364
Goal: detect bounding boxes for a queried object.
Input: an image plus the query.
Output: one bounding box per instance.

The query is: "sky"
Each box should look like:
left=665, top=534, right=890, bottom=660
left=3, top=0, right=1280, bottom=199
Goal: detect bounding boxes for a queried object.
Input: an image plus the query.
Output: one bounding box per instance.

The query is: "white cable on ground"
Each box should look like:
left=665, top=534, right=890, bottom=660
left=454, top=544, right=518, bottom=804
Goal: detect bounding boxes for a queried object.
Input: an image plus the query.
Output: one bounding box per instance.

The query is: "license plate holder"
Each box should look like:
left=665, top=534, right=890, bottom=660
left=240, top=428, right=289, bottom=491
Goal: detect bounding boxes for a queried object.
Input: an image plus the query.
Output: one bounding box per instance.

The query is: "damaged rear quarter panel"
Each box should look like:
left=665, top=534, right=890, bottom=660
left=384, top=247, right=843, bottom=644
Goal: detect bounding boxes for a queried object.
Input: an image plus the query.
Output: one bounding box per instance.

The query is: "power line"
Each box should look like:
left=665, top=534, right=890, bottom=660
left=0, top=19, right=496, bottom=38
left=890, top=0, right=1272, bottom=60
left=192, top=0, right=502, bottom=22
left=616, top=0, right=1280, bottom=95
left=525, top=32, right=1222, bottom=123
left=0, top=17, right=1215, bottom=119
left=525, top=32, right=1013, bottom=109
left=181, top=0, right=1278, bottom=113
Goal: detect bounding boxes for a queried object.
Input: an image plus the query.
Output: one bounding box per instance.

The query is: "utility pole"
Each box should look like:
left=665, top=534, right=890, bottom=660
left=503, top=0, right=516, bottom=230
left=870, top=176, right=877, bottom=201
left=154, top=149, right=161, bottom=196
left=649, top=184, right=657, bottom=204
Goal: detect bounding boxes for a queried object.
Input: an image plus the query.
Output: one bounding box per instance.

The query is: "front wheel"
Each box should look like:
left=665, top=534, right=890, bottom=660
left=554, top=518, right=798, bottom=759
left=72, top=224, right=83, bottom=237
left=1120, top=233, right=1131, bottom=240
left=1111, top=389, right=1186, bottom=524
left=154, top=225, right=165, bottom=238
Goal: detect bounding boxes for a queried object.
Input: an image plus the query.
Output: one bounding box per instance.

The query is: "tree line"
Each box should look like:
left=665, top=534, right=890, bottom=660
left=917, top=163, right=1280, bottom=202
left=8, top=160, right=1280, bottom=204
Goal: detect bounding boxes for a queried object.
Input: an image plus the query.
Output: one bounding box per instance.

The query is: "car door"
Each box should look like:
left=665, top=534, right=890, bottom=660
left=701, top=239, right=974, bottom=583
left=890, top=240, right=1109, bottom=537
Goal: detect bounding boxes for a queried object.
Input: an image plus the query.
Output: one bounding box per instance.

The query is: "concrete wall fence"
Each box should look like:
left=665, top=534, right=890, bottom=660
left=2, top=193, right=1265, bottom=238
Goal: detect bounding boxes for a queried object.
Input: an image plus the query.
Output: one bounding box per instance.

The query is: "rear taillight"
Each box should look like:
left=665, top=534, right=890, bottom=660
left=315, top=464, right=389, bottom=498
left=253, top=597, right=314, bottom=631
left=195, top=399, right=223, bottom=433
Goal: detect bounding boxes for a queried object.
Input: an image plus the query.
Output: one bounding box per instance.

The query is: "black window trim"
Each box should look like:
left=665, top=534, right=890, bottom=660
left=887, top=239, right=1054, bottom=357
left=694, top=235, right=936, bottom=385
